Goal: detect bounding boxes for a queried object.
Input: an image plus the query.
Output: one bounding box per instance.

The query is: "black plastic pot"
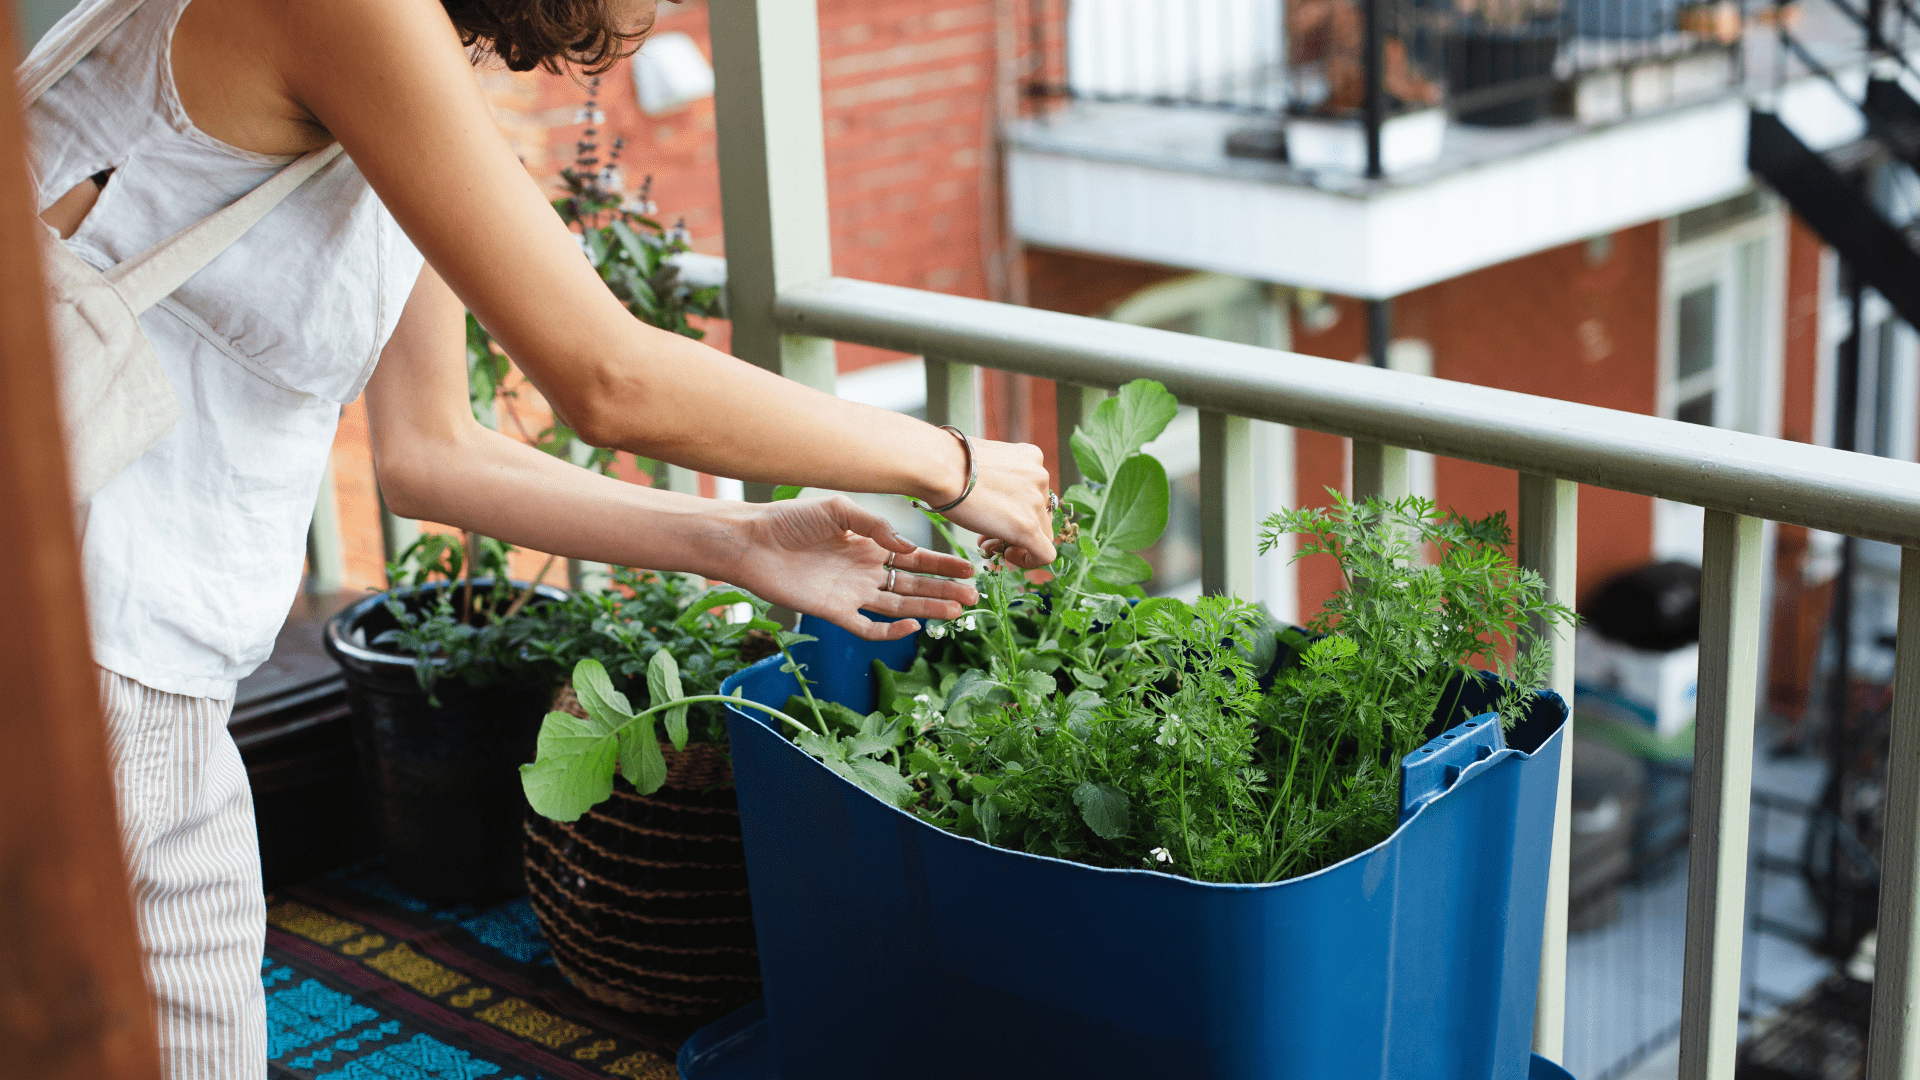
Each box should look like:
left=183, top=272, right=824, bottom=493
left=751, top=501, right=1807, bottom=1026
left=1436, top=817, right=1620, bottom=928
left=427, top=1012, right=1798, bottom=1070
left=323, top=580, right=568, bottom=903
left=1445, top=27, right=1561, bottom=126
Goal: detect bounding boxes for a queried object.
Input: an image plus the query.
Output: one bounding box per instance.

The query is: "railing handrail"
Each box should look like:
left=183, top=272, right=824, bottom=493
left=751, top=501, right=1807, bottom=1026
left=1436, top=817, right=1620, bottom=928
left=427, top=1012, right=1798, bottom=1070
left=777, top=275, right=1920, bottom=546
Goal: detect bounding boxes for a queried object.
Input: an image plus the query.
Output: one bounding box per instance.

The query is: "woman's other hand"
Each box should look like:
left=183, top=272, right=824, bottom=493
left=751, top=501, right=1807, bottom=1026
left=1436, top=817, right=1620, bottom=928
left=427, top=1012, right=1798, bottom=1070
left=726, top=496, right=978, bottom=642
left=934, top=438, right=1057, bottom=569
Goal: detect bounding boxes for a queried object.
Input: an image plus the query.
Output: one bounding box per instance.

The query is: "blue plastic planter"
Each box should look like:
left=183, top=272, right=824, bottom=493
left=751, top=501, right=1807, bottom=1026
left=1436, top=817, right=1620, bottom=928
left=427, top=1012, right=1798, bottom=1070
left=717, top=618, right=1570, bottom=1080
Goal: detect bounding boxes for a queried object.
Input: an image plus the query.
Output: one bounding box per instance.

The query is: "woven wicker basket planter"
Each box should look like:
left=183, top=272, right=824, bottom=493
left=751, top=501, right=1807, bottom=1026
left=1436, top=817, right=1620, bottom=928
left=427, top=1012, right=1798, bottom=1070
left=523, top=685, right=760, bottom=1021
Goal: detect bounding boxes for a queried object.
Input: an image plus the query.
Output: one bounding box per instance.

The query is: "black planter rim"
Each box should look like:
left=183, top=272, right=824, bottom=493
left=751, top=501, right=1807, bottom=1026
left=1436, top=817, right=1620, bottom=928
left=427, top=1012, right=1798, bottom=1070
left=322, top=578, right=570, bottom=680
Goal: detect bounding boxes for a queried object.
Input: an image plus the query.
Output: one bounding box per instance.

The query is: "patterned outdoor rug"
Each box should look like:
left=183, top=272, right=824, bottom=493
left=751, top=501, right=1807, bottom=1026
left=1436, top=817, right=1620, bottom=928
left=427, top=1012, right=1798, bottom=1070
left=263, top=866, right=685, bottom=1080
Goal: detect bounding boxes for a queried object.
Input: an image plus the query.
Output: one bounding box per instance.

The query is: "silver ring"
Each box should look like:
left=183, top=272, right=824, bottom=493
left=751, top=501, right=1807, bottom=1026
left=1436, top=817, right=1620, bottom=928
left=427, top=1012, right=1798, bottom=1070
left=885, top=551, right=898, bottom=570
left=1048, top=491, right=1060, bottom=512
left=884, top=567, right=898, bottom=593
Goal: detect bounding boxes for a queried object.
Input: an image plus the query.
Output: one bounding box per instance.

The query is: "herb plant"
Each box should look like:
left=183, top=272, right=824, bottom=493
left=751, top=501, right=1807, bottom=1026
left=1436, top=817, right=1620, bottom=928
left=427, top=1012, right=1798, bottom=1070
left=466, top=79, right=722, bottom=479
left=518, top=378, right=1575, bottom=886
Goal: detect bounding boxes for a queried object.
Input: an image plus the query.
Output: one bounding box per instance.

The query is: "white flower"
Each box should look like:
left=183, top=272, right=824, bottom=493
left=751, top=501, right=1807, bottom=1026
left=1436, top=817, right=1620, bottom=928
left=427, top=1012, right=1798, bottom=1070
left=958, top=614, right=978, bottom=632
left=1154, top=715, right=1182, bottom=747
left=913, top=693, right=931, bottom=704
left=1150, top=847, right=1173, bottom=864
left=574, top=107, right=607, bottom=124
left=926, top=622, right=948, bottom=639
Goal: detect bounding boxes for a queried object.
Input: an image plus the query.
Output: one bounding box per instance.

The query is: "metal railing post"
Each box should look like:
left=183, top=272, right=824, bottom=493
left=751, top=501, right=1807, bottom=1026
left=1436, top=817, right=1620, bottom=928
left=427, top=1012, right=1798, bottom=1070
left=926, top=358, right=980, bottom=436
left=927, top=358, right=981, bottom=555
left=1519, top=474, right=1579, bottom=1060
left=1200, top=411, right=1256, bottom=597
left=1867, top=547, right=1920, bottom=1079
left=1678, top=510, right=1765, bottom=1080
left=567, top=440, right=610, bottom=593
left=1363, top=0, right=1385, bottom=178
left=305, top=462, right=345, bottom=596
left=1351, top=440, right=1411, bottom=502
left=710, top=0, right=836, bottom=503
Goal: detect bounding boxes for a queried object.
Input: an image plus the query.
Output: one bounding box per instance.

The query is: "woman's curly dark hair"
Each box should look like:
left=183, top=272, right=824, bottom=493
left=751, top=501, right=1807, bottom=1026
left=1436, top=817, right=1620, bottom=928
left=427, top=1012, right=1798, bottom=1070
left=441, top=0, right=653, bottom=74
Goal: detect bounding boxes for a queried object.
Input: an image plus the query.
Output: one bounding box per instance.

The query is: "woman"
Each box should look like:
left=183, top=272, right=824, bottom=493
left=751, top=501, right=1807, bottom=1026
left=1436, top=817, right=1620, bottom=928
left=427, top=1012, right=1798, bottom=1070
left=26, top=0, right=1056, bottom=1073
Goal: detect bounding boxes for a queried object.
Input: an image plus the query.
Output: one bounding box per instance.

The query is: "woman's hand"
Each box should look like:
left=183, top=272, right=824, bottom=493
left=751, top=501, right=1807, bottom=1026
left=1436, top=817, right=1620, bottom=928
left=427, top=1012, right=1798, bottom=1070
left=724, top=496, right=979, bottom=642
left=934, top=438, right=1058, bottom=569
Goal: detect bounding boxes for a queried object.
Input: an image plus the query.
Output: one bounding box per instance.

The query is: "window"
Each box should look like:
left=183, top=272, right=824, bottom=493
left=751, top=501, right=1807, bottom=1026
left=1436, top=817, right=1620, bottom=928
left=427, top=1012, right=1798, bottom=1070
left=1655, top=196, right=1783, bottom=561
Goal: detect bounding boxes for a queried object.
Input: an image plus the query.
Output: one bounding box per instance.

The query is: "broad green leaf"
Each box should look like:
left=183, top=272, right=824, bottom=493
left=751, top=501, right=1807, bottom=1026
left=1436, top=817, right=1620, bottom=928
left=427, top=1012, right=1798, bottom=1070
left=607, top=219, right=653, bottom=267
left=975, top=795, right=1001, bottom=844
left=617, top=716, right=669, bottom=794
left=873, top=659, right=900, bottom=710
left=581, top=227, right=609, bottom=264
left=1090, top=550, right=1153, bottom=589
left=1133, top=596, right=1194, bottom=626
left=847, top=713, right=901, bottom=757
left=647, top=649, right=690, bottom=751
left=571, top=658, right=633, bottom=725
left=1064, top=483, right=1101, bottom=517
left=1062, top=689, right=1105, bottom=724
left=1098, top=453, right=1170, bottom=553
left=908, top=747, right=948, bottom=776
left=1069, top=429, right=1108, bottom=485
left=1015, top=670, right=1055, bottom=699
left=1069, top=666, right=1108, bottom=690
left=1074, top=380, right=1178, bottom=483
left=946, top=669, right=1002, bottom=710
left=520, top=710, right=618, bottom=821
left=1072, top=781, right=1131, bottom=840
left=675, top=586, right=757, bottom=630
left=846, top=757, right=916, bottom=808
left=793, top=728, right=846, bottom=762
left=772, top=485, right=804, bottom=501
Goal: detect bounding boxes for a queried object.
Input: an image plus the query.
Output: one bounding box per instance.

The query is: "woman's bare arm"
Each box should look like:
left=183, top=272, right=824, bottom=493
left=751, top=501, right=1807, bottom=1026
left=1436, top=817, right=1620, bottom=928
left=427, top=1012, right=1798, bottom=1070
left=366, top=265, right=980, bottom=641
left=250, top=0, right=1055, bottom=565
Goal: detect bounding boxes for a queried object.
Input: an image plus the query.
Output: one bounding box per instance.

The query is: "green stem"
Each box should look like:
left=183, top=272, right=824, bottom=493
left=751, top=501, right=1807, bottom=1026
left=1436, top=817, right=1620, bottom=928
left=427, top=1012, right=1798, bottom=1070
left=614, top=693, right=810, bottom=738
left=772, top=636, right=830, bottom=737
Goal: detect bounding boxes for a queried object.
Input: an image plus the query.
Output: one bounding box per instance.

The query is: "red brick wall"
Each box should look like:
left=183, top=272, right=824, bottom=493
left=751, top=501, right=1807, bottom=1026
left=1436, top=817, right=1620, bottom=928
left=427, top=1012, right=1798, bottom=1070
left=1288, top=225, right=1664, bottom=615
left=323, top=0, right=1008, bottom=590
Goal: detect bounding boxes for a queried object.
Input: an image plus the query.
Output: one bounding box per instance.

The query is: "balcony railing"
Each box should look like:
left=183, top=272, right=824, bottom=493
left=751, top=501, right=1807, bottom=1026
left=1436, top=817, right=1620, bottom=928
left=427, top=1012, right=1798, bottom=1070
left=690, top=2, right=1920, bottom=1077
left=1017, top=0, right=1744, bottom=174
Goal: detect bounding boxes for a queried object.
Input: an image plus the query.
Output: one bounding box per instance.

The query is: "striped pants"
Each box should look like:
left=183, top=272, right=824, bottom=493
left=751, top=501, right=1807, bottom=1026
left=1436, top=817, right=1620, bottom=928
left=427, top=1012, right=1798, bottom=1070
left=101, top=671, right=268, bottom=1079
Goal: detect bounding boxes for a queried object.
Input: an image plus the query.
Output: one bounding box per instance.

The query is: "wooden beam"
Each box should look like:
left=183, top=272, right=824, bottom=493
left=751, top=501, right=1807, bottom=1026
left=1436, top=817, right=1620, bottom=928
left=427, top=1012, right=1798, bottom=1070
left=0, top=0, right=161, bottom=1071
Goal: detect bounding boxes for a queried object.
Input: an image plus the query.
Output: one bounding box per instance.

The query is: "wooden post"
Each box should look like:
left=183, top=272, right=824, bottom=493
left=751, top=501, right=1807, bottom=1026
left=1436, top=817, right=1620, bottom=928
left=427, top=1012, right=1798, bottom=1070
left=0, top=0, right=162, bottom=1066
left=1677, top=511, right=1765, bottom=1080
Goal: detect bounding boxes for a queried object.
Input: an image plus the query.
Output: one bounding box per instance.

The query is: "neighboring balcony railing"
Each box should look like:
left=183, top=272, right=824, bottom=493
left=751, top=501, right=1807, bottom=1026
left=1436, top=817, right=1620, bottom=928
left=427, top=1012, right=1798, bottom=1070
left=1019, top=0, right=1743, bottom=175
left=704, top=3, right=1920, bottom=1077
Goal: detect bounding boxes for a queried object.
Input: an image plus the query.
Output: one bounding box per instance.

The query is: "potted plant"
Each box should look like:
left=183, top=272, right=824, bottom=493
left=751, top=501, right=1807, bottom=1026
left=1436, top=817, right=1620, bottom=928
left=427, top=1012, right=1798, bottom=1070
left=323, top=534, right=567, bottom=902
left=516, top=571, right=782, bottom=1025
left=526, top=380, right=1582, bottom=1077
left=327, top=79, right=722, bottom=906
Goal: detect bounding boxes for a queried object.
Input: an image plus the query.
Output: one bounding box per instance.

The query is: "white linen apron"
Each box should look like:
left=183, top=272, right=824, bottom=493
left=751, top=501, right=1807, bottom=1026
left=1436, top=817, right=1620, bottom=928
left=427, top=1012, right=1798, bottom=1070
left=26, top=0, right=426, bottom=699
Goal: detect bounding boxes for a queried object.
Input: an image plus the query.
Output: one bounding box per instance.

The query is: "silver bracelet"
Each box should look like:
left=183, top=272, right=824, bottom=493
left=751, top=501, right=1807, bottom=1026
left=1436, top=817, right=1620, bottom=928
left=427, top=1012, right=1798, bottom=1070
left=917, top=425, right=978, bottom=514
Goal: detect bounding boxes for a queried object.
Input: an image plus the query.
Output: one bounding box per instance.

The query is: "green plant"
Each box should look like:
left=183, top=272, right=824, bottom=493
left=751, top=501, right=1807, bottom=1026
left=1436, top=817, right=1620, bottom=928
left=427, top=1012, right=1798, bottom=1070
left=467, top=79, right=722, bottom=479
left=517, top=378, right=1576, bottom=887
left=374, top=533, right=553, bottom=700
left=520, top=625, right=883, bottom=819
left=790, top=381, right=1574, bottom=884
left=523, top=572, right=777, bottom=746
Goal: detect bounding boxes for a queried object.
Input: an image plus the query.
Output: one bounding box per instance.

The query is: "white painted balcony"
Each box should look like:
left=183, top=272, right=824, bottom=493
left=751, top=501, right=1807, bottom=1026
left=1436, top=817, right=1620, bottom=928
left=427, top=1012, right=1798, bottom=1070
left=1004, top=0, right=1888, bottom=299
